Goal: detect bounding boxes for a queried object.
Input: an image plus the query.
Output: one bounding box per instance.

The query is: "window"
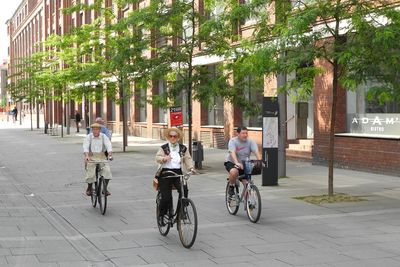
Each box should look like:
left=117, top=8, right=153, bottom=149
left=207, top=96, right=224, bottom=126
left=176, top=89, right=188, bottom=125
left=205, top=65, right=224, bottom=126
left=139, top=88, right=147, bottom=122
left=157, top=80, right=167, bottom=123
left=347, top=81, right=400, bottom=135
left=240, top=75, right=263, bottom=128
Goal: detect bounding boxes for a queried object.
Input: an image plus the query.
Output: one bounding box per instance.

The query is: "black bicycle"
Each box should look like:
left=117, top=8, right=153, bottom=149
left=225, top=160, right=262, bottom=223
left=89, top=159, right=112, bottom=215
left=155, top=170, right=198, bottom=248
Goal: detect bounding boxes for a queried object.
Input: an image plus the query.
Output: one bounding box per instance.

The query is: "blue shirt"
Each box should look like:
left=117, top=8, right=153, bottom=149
left=90, top=126, right=112, bottom=140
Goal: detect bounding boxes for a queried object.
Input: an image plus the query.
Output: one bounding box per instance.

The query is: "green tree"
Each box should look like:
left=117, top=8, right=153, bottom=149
left=237, top=0, right=400, bottom=195
left=136, top=0, right=258, bottom=153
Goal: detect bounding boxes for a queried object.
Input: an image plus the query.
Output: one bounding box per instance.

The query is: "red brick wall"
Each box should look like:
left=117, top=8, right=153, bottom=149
left=313, top=58, right=347, bottom=161
left=313, top=58, right=400, bottom=175
left=333, top=137, right=400, bottom=175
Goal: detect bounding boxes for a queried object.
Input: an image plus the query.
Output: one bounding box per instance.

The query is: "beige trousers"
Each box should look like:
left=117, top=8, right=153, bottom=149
left=85, top=153, right=112, bottom=184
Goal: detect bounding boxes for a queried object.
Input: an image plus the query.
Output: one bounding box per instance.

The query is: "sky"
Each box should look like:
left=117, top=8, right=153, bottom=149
left=0, top=2, right=23, bottom=62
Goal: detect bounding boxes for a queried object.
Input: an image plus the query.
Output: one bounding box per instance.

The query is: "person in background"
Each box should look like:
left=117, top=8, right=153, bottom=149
left=75, top=110, right=82, bottom=133
left=89, top=117, right=112, bottom=140
left=12, top=107, right=18, bottom=122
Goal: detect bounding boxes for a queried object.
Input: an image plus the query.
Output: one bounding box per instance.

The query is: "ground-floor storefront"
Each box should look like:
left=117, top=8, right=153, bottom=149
left=41, top=59, right=400, bottom=175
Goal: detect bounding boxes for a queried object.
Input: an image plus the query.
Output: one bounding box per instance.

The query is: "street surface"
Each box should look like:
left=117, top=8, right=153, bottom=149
left=1, top=120, right=400, bottom=266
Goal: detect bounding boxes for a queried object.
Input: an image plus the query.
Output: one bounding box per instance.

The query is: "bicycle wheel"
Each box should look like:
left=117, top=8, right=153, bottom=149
left=156, top=192, right=170, bottom=236
left=91, top=182, right=97, bottom=208
left=246, top=184, right=261, bottom=223
left=225, top=182, right=239, bottom=215
left=98, top=178, right=107, bottom=215
left=177, top=198, right=198, bottom=249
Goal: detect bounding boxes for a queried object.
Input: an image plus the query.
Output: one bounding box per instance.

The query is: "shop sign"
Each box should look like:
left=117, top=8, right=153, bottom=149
left=348, top=113, right=400, bottom=135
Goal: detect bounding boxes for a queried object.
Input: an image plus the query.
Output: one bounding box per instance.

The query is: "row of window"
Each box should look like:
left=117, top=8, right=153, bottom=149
left=137, top=64, right=263, bottom=128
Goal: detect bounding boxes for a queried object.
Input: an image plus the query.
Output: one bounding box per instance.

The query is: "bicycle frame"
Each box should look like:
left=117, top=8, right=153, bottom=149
left=159, top=170, right=191, bottom=222
left=235, top=175, right=253, bottom=203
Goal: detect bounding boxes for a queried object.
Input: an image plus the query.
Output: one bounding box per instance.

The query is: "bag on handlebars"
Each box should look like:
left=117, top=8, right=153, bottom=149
left=244, top=159, right=263, bottom=175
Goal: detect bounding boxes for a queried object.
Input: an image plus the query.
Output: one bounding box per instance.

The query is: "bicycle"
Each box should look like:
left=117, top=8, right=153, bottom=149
left=225, top=159, right=262, bottom=223
left=88, top=158, right=112, bottom=215
left=155, top=170, right=198, bottom=248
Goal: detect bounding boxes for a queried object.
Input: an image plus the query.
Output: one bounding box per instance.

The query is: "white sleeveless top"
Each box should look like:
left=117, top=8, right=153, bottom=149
left=163, top=143, right=181, bottom=169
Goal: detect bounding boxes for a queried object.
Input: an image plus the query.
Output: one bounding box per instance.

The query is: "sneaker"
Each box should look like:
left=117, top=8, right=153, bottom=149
left=229, top=196, right=237, bottom=207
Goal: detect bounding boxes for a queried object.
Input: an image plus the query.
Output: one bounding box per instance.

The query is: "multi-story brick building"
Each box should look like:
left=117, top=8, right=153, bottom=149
left=7, top=0, right=400, bottom=175
left=0, top=61, right=9, bottom=113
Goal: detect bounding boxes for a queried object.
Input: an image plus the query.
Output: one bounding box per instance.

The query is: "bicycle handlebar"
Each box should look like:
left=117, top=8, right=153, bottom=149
left=162, top=170, right=192, bottom=180
left=87, top=159, right=112, bottom=164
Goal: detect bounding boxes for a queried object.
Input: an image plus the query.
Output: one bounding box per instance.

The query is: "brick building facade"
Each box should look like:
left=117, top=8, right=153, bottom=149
left=7, top=0, right=400, bottom=175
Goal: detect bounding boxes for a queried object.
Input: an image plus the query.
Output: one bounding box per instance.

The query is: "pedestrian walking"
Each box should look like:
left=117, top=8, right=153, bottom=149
left=75, top=110, right=82, bottom=133
left=12, top=107, right=18, bottom=123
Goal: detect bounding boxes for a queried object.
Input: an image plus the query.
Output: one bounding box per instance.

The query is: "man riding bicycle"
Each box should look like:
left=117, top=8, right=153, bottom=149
left=224, top=126, right=261, bottom=197
left=83, top=123, right=113, bottom=196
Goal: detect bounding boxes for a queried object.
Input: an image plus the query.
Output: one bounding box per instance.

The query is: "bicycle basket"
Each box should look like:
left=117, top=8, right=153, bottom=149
left=250, top=159, right=263, bottom=175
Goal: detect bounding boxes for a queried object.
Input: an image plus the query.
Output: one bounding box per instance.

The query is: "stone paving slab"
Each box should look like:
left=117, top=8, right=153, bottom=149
left=2, top=122, right=400, bottom=266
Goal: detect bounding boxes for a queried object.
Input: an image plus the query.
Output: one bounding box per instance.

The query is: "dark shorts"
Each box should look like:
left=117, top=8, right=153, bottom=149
left=224, top=161, right=244, bottom=176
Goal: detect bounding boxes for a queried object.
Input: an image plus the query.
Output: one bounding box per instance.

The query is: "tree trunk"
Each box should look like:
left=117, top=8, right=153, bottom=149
left=187, top=87, right=192, bottom=154
left=119, top=78, right=127, bottom=152
left=328, top=60, right=339, bottom=197
left=30, top=100, right=33, bottom=131
left=61, top=93, right=64, bottom=138
left=187, top=0, right=196, bottom=155
left=36, top=99, right=40, bottom=129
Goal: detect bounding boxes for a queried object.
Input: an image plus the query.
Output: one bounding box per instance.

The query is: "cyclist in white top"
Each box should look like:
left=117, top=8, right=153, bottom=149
left=83, top=123, right=113, bottom=196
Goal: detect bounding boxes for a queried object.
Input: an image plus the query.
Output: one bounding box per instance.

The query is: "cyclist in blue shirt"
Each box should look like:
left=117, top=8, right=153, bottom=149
left=89, top=117, right=112, bottom=140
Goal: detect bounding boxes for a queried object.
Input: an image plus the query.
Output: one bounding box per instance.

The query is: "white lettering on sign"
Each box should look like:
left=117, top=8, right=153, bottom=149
left=352, top=116, right=400, bottom=125
left=371, top=127, right=384, bottom=132
left=350, top=114, right=400, bottom=135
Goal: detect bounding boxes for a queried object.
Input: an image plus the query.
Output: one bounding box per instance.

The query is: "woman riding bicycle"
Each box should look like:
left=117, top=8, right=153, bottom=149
left=155, top=127, right=195, bottom=226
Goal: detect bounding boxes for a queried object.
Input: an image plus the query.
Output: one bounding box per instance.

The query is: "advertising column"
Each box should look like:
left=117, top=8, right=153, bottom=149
left=262, top=97, right=279, bottom=186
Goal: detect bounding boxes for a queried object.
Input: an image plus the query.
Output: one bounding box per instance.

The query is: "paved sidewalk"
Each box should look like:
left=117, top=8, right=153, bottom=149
left=1, top=121, right=400, bottom=266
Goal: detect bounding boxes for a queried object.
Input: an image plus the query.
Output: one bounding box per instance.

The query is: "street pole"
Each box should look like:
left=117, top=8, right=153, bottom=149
left=277, top=74, right=287, bottom=178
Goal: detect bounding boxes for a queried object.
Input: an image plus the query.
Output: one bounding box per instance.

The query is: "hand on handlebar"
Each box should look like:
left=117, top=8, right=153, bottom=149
left=234, top=163, right=243, bottom=170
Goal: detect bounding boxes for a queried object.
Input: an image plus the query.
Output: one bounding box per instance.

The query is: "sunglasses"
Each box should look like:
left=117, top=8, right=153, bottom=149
left=169, top=135, right=178, bottom=138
